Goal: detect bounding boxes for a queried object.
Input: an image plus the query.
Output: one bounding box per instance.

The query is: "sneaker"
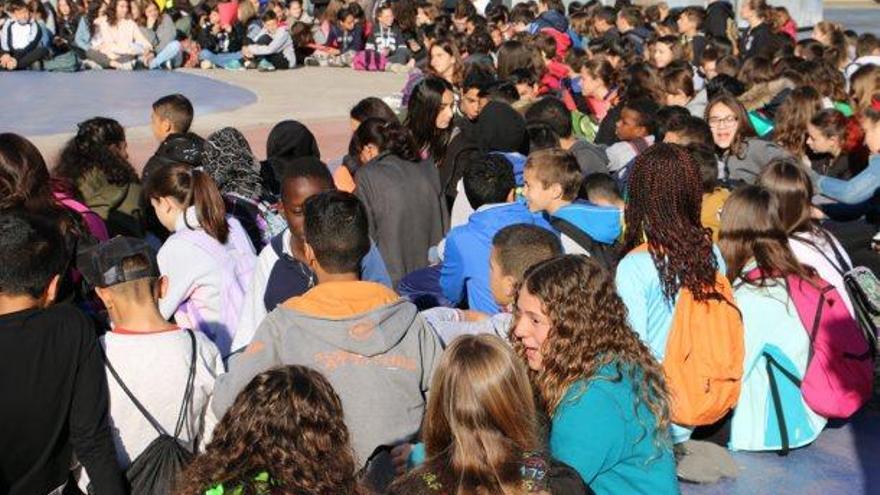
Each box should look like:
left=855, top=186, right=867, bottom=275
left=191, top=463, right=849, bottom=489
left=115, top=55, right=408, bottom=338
left=304, top=56, right=320, bottom=67
left=222, top=59, right=245, bottom=71
left=257, top=59, right=276, bottom=72
left=163, top=60, right=173, bottom=70
left=200, top=59, right=214, bottom=69
left=116, top=60, right=135, bottom=71
left=243, top=59, right=257, bottom=70
left=81, top=59, right=103, bottom=71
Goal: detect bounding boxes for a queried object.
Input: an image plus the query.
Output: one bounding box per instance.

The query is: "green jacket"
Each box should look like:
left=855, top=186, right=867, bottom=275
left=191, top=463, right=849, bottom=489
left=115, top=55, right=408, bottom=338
left=77, top=168, right=144, bottom=237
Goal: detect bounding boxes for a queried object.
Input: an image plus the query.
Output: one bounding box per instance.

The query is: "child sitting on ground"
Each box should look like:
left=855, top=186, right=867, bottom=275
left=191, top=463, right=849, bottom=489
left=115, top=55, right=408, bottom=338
left=215, top=191, right=442, bottom=468
left=307, top=6, right=365, bottom=67
left=233, top=157, right=391, bottom=353
left=77, top=237, right=222, bottom=486
left=365, top=3, right=408, bottom=64
left=422, top=223, right=562, bottom=345
left=523, top=148, right=621, bottom=264
left=0, top=0, right=48, bottom=71
left=605, top=98, right=659, bottom=177
left=242, top=10, right=295, bottom=71
left=439, top=154, right=553, bottom=315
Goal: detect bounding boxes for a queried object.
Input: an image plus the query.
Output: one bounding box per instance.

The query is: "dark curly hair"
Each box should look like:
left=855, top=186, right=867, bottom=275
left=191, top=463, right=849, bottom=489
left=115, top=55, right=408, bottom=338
left=512, top=255, right=671, bottom=446
left=55, top=117, right=139, bottom=188
left=176, top=366, right=365, bottom=495
left=622, top=143, right=721, bottom=303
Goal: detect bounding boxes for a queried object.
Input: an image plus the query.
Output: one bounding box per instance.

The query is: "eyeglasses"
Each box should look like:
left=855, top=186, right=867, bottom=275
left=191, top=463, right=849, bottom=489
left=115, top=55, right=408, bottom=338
left=708, top=116, right=738, bottom=128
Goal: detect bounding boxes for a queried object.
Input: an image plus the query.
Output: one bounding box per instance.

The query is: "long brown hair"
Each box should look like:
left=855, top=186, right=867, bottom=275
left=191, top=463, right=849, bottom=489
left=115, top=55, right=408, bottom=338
left=176, top=366, right=364, bottom=495
left=718, top=185, right=815, bottom=285
left=144, top=163, right=229, bottom=244
left=513, top=255, right=671, bottom=445
left=398, top=334, right=538, bottom=495
left=758, top=158, right=816, bottom=235
left=0, top=133, right=58, bottom=214
left=622, top=143, right=721, bottom=303
left=773, top=86, right=823, bottom=160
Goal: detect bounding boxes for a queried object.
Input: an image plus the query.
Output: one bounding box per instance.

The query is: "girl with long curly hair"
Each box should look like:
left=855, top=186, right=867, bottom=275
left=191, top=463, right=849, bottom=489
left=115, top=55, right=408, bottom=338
left=54, top=116, right=143, bottom=237
left=389, top=334, right=591, bottom=495
left=176, top=365, right=365, bottom=495
left=511, top=255, right=676, bottom=495
left=718, top=186, right=827, bottom=452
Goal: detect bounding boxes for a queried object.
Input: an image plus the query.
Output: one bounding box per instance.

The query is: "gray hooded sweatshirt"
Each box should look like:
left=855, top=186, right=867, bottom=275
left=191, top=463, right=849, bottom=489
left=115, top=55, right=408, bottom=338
left=212, top=288, right=441, bottom=466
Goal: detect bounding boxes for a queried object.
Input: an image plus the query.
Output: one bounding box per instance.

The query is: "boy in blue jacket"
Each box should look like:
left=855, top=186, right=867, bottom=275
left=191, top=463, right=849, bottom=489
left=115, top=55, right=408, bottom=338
left=440, top=154, right=553, bottom=314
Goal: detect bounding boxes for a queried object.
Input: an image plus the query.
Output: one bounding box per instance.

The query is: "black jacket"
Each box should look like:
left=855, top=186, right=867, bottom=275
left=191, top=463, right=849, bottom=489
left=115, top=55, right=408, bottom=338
left=0, top=304, right=125, bottom=495
left=198, top=22, right=246, bottom=54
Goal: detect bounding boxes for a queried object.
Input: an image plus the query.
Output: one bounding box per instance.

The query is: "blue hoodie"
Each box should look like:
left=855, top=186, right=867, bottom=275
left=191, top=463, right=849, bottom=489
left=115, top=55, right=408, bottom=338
left=440, top=202, right=553, bottom=314
left=530, top=10, right=569, bottom=34
left=550, top=201, right=622, bottom=256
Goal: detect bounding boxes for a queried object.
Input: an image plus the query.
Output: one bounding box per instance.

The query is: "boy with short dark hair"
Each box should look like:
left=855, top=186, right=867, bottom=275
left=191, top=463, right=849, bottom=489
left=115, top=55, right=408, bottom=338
left=0, top=0, right=48, bottom=71
left=580, top=172, right=624, bottom=210
left=215, top=191, right=441, bottom=467
left=663, top=114, right=713, bottom=148
left=423, top=223, right=562, bottom=344
left=242, top=10, right=296, bottom=71
left=0, top=213, right=125, bottom=495
left=233, top=157, right=391, bottom=352
left=459, top=66, right=495, bottom=123
left=616, top=6, right=651, bottom=55
left=606, top=98, right=659, bottom=175
left=440, top=154, right=552, bottom=314
left=150, top=93, right=194, bottom=142
left=677, top=6, right=707, bottom=64
left=523, top=148, right=621, bottom=261
left=525, top=96, right=608, bottom=176
left=77, top=237, right=222, bottom=482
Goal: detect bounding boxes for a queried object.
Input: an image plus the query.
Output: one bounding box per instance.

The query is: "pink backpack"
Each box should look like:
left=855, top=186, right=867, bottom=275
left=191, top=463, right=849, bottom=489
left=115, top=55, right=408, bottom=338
left=352, top=50, right=387, bottom=71
left=749, top=269, right=874, bottom=418
left=175, top=219, right=256, bottom=357
left=54, top=191, right=110, bottom=241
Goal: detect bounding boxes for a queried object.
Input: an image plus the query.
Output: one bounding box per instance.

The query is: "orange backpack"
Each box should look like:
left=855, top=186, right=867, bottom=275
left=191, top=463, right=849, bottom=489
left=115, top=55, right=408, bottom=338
left=635, top=244, right=745, bottom=426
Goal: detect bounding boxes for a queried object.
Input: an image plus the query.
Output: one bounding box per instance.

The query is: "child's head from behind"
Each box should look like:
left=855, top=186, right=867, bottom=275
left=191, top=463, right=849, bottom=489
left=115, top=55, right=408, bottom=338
left=524, top=96, right=573, bottom=141
left=758, top=158, right=814, bottom=234
left=523, top=148, right=581, bottom=213
left=0, top=212, right=66, bottom=307
left=463, top=154, right=516, bottom=210
left=689, top=144, right=720, bottom=194
left=279, top=157, right=335, bottom=242
left=178, top=366, right=361, bottom=495
left=490, top=224, right=561, bottom=308
left=663, top=115, right=713, bottom=147
left=79, top=238, right=164, bottom=320
left=303, top=191, right=370, bottom=278
left=580, top=172, right=623, bottom=208
left=616, top=98, right=659, bottom=141
left=145, top=163, right=230, bottom=244
left=421, top=334, right=537, bottom=483
left=151, top=94, right=194, bottom=141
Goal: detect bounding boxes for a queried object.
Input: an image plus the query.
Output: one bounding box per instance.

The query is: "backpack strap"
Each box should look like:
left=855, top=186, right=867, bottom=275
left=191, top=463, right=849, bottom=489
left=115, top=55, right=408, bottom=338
left=270, top=231, right=286, bottom=259
left=762, top=351, right=802, bottom=456
left=790, top=231, right=851, bottom=275
left=550, top=216, right=598, bottom=255
left=102, top=329, right=197, bottom=440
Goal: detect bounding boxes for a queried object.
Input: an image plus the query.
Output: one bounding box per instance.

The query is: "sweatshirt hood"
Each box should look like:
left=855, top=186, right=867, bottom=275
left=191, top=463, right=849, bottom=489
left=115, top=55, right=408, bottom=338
left=280, top=281, right=415, bottom=357
left=552, top=201, right=622, bottom=244
left=535, top=10, right=568, bottom=33
left=467, top=203, right=543, bottom=242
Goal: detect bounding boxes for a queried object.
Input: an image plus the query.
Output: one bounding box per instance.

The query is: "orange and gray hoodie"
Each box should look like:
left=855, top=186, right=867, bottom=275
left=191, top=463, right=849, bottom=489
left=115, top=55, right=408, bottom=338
left=212, top=281, right=441, bottom=466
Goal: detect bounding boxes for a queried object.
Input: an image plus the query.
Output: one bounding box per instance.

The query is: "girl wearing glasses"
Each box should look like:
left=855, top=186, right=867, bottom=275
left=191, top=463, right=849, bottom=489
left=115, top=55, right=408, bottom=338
left=705, top=93, right=790, bottom=185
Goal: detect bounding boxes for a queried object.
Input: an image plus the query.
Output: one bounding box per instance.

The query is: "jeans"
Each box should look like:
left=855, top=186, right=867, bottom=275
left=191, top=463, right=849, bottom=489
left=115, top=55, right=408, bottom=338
left=818, top=154, right=880, bottom=205
left=198, top=49, right=241, bottom=66
left=149, top=40, right=182, bottom=69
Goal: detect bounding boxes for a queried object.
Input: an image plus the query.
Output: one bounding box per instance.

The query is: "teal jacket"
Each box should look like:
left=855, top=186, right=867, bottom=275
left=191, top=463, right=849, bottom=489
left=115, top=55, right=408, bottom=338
left=550, top=363, right=679, bottom=495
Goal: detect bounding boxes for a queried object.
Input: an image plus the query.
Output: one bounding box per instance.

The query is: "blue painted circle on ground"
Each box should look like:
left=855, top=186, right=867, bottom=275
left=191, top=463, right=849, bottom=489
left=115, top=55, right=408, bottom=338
left=0, top=71, right=257, bottom=136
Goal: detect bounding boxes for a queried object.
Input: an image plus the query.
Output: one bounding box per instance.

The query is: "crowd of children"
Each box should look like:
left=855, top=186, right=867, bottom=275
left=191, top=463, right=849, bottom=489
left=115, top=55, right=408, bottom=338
left=3, top=0, right=880, bottom=494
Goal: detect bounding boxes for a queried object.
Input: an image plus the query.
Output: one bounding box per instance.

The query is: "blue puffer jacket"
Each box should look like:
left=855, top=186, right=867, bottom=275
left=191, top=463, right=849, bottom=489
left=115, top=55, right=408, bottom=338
left=440, top=202, right=553, bottom=314
left=530, top=10, right=569, bottom=33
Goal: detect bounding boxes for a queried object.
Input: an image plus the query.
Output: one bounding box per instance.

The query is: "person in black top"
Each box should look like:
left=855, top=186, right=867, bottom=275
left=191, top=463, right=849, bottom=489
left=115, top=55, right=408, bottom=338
left=0, top=212, right=125, bottom=495
left=739, top=0, right=773, bottom=59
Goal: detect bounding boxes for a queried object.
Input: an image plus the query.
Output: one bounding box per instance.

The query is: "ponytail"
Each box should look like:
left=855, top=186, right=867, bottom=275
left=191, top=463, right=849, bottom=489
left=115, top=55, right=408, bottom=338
left=145, top=164, right=230, bottom=244
left=350, top=118, right=420, bottom=164
left=190, top=169, right=229, bottom=244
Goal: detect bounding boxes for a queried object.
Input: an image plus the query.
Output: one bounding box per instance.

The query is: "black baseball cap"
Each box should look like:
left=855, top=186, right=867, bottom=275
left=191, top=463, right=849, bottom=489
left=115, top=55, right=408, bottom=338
left=77, top=237, right=160, bottom=288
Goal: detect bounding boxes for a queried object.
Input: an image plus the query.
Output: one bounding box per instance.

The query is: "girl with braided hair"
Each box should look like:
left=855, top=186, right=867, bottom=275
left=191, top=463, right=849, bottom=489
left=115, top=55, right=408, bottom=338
left=55, top=117, right=144, bottom=237
left=176, top=365, right=366, bottom=495
left=615, top=144, right=734, bottom=460
left=511, top=255, right=677, bottom=495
